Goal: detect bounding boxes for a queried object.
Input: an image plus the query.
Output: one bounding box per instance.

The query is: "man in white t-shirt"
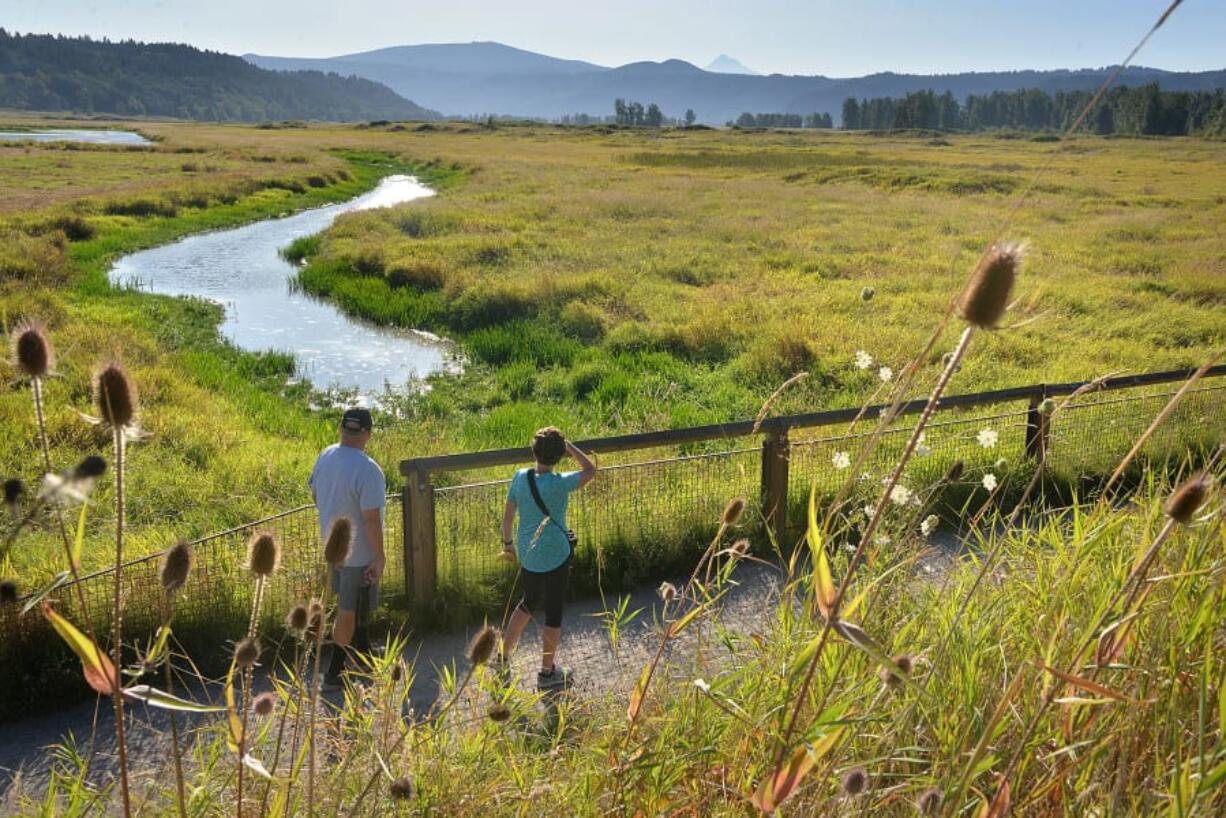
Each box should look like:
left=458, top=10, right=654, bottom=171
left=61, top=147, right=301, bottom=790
left=309, top=407, right=386, bottom=689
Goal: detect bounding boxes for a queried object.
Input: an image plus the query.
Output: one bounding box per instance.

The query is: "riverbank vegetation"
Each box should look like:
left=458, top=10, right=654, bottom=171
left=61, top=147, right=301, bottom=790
left=1, top=115, right=1223, bottom=587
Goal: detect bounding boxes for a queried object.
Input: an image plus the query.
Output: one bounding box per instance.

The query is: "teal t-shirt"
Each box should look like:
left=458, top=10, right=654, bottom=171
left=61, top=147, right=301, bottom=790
left=509, top=468, right=581, bottom=572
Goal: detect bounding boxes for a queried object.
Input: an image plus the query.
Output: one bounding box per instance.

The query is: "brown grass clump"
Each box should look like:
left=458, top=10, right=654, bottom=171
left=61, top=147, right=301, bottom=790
left=12, top=319, right=54, bottom=377
left=956, top=242, right=1023, bottom=329
left=1165, top=472, right=1209, bottom=524
left=323, top=517, right=352, bottom=566
left=159, top=542, right=192, bottom=593
left=246, top=531, right=280, bottom=577
left=93, top=361, right=138, bottom=429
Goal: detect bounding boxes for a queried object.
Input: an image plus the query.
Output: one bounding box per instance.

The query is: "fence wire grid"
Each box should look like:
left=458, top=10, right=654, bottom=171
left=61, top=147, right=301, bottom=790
left=2, top=374, right=1222, bottom=669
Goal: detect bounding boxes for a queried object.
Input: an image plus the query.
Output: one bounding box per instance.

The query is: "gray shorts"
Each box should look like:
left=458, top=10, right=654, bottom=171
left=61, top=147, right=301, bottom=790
left=330, top=565, right=380, bottom=613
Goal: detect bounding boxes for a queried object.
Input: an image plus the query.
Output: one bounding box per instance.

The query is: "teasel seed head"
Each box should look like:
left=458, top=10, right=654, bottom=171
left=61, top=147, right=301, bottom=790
left=1165, top=472, right=1209, bottom=525
left=917, top=787, right=944, bottom=815
left=721, top=497, right=746, bottom=526
left=252, top=691, right=277, bottom=717
left=1037, top=397, right=1057, bottom=416
left=235, top=637, right=261, bottom=669
left=323, top=516, right=352, bottom=567
left=286, top=603, right=309, bottom=633
left=729, top=538, right=750, bottom=558
left=4, top=478, right=24, bottom=513
left=860, top=286, right=875, bottom=303
left=306, top=598, right=326, bottom=638
left=93, top=361, right=138, bottom=429
left=658, top=581, right=677, bottom=603
left=466, top=625, right=498, bottom=666
left=879, top=653, right=913, bottom=689
left=841, top=766, right=868, bottom=796
left=160, top=542, right=193, bottom=594
left=487, top=703, right=512, bottom=723
left=389, top=776, right=414, bottom=801
left=390, top=660, right=403, bottom=683
left=247, top=531, right=280, bottom=577
left=12, top=319, right=54, bottom=378
left=957, top=242, right=1022, bottom=329
left=71, top=456, right=107, bottom=480
left=994, top=458, right=1009, bottom=473
left=944, top=460, right=965, bottom=482
left=0, top=579, right=18, bottom=605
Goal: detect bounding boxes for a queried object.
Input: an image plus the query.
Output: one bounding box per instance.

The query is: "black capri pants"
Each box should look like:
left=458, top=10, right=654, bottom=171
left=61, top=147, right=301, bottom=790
left=517, top=559, right=570, bottom=628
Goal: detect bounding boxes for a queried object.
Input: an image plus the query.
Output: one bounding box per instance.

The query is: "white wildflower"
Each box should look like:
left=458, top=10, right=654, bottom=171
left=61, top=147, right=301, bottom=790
left=889, top=484, right=913, bottom=506
left=982, top=473, right=998, bottom=492
left=874, top=534, right=891, bottom=546
left=878, top=365, right=893, bottom=383
left=692, top=678, right=710, bottom=693
left=914, top=431, right=932, bottom=457
left=862, top=504, right=875, bottom=519
left=921, top=515, right=939, bottom=536
left=854, top=350, right=873, bottom=370
left=977, top=428, right=999, bottom=449
left=832, top=451, right=851, bottom=469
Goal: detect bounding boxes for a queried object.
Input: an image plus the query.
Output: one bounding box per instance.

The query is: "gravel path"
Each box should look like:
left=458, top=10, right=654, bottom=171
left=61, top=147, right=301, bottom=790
left=1, top=534, right=960, bottom=806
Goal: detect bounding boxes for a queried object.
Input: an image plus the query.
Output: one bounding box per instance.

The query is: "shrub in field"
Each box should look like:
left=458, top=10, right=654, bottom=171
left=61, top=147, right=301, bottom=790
left=557, top=300, right=606, bottom=341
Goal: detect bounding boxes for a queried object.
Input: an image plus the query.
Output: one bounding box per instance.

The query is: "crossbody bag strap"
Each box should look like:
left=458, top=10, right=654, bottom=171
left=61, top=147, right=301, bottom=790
left=526, top=469, right=568, bottom=535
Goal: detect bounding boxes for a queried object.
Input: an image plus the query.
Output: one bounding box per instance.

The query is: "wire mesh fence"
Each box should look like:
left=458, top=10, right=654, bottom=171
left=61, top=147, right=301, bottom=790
left=1, top=496, right=404, bottom=673
left=1, top=369, right=1222, bottom=715
left=423, top=374, right=1223, bottom=612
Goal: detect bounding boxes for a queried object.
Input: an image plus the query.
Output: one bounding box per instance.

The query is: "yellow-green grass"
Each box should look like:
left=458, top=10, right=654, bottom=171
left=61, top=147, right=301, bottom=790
left=8, top=474, right=1223, bottom=816
left=2, top=115, right=1223, bottom=591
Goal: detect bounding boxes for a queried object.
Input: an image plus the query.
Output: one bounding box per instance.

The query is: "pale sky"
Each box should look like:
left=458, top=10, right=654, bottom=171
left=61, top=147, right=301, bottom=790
left=5, top=1, right=1223, bottom=76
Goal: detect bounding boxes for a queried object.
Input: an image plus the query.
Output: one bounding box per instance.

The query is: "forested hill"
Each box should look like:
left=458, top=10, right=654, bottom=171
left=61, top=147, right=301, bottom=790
left=0, top=31, right=439, bottom=122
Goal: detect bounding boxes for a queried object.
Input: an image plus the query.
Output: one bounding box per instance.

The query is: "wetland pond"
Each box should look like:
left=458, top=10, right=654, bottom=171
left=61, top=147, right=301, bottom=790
left=109, top=175, right=455, bottom=401
left=0, top=129, right=152, bottom=145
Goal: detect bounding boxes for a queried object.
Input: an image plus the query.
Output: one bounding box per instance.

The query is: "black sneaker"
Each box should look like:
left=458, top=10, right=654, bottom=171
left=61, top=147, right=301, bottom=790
left=536, top=666, right=572, bottom=692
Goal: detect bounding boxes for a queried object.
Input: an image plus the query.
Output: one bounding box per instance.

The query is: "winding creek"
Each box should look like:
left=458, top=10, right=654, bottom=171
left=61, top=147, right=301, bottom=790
left=109, top=175, right=454, bottom=399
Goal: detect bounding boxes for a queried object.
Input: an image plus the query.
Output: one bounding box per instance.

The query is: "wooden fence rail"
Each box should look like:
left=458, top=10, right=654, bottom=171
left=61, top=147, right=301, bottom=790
left=398, top=365, right=1226, bottom=607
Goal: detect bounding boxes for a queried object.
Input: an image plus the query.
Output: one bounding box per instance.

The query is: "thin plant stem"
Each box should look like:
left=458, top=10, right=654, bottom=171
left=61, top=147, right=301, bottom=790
left=110, top=425, right=132, bottom=818
left=774, top=325, right=974, bottom=769
left=161, top=595, right=188, bottom=818
left=260, top=640, right=301, bottom=818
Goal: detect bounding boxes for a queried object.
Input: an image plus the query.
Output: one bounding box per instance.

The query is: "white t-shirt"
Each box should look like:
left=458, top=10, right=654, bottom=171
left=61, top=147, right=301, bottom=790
left=309, top=443, right=386, bottom=567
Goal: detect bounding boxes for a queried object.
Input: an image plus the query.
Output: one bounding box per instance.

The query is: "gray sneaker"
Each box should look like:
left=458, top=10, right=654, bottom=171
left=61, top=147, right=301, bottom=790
left=536, top=666, right=572, bottom=692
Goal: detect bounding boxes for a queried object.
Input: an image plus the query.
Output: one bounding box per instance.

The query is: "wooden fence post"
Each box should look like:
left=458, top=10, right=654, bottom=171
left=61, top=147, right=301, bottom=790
left=405, top=466, right=437, bottom=608
left=760, top=427, right=791, bottom=547
left=1024, top=387, right=1049, bottom=461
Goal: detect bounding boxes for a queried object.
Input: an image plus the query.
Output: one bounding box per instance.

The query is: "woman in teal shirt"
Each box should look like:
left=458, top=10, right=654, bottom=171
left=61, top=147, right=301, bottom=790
left=499, top=427, right=597, bottom=691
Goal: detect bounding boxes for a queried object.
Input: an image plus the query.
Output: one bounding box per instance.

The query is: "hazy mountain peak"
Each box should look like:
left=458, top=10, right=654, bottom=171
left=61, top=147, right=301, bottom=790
left=705, top=54, right=760, bottom=75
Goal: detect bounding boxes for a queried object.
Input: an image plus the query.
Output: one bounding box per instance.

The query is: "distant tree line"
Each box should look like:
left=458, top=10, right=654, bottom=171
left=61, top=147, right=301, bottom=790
left=614, top=99, right=669, bottom=127
left=842, top=84, right=1226, bottom=136
left=0, top=30, right=436, bottom=122
left=731, top=112, right=833, bottom=129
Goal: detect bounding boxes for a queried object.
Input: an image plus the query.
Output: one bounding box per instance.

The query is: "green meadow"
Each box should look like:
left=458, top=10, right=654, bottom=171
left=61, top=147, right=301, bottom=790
left=1, top=117, right=1225, bottom=815
left=0, top=115, right=1223, bottom=586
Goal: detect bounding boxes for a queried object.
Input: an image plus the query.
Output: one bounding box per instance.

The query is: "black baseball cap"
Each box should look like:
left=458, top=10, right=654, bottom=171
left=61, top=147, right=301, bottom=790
left=340, top=407, right=373, bottom=433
